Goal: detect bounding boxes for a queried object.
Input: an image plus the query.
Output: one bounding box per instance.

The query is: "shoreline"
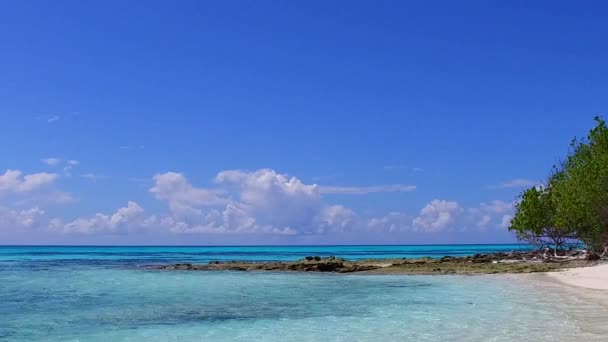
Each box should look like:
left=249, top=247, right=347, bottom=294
left=544, top=263, right=608, bottom=291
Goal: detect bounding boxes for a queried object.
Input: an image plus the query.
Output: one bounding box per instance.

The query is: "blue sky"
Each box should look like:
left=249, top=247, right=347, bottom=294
left=0, top=1, right=605, bottom=245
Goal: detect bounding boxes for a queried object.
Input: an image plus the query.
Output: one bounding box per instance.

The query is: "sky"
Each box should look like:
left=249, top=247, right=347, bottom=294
left=0, top=1, right=606, bottom=245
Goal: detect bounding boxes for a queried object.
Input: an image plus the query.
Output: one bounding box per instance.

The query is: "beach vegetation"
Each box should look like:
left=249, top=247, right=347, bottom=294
left=510, top=117, right=608, bottom=255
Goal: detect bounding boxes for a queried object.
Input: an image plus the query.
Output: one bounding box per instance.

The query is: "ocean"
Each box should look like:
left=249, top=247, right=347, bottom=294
left=1, top=245, right=605, bottom=341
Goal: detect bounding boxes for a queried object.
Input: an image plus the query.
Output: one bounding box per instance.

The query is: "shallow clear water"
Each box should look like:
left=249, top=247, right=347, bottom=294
left=1, top=245, right=605, bottom=341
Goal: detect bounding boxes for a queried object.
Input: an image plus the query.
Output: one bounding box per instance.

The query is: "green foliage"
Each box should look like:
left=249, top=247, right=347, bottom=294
left=510, top=187, right=551, bottom=241
left=510, top=117, right=608, bottom=252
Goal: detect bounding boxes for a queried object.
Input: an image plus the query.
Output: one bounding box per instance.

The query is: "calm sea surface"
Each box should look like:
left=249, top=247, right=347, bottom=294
left=1, top=245, right=606, bottom=341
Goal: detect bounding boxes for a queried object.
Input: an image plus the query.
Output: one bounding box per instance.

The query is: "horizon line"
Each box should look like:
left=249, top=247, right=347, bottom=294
left=0, top=243, right=527, bottom=248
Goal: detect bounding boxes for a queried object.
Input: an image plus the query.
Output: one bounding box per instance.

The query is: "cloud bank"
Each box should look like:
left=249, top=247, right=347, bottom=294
left=0, top=168, right=515, bottom=240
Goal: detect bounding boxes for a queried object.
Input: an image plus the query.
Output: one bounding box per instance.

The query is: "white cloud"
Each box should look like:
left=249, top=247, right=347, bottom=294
left=47, top=115, right=60, bottom=123
left=500, top=214, right=513, bottom=228
left=50, top=201, right=145, bottom=234
left=149, top=169, right=354, bottom=235
left=42, top=158, right=62, bottom=166
left=40, top=158, right=80, bottom=176
left=317, top=205, right=357, bottom=233
left=477, top=200, right=513, bottom=214
left=477, top=215, right=492, bottom=228
left=318, top=184, right=416, bottom=195
left=493, top=178, right=539, bottom=189
left=150, top=172, right=227, bottom=212
left=0, top=170, right=58, bottom=194
left=215, top=169, right=320, bottom=204
left=63, top=160, right=79, bottom=176
left=53, top=192, right=76, bottom=204
left=157, top=202, right=297, bottom=236
left=367, top=199, right=513, bottom=233
left=468, top=200, right=514, bottom=230
left=13, top=191, right=76, bottom=207
left=0, top=207, right=45, bottom=230
left=147, top=170, right=513, bottom=236
left=215, top=169, right=322, bottom=232
left=368, top=212, right=412, bottom=233
left=0, top=165, right=517, bottom=239
left=412, top=200, right=463, bottom=232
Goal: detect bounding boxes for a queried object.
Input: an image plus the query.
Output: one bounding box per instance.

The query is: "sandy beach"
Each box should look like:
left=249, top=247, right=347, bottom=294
left=547, top=263, right=608, bottom=291
left=532, top=263, right=608, bottom=339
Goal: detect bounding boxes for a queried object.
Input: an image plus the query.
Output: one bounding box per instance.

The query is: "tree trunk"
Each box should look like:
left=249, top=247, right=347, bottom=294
left=554, top=243, right=558, bottom=257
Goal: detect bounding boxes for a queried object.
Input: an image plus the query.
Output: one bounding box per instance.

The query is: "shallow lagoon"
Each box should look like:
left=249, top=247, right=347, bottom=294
left=1, top=246, right=606, bottom=341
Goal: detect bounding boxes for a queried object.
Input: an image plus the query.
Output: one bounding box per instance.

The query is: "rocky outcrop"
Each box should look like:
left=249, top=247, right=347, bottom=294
left=159, top=256, right=372, bottom=273
left=156, top=250, right=600, bottom=275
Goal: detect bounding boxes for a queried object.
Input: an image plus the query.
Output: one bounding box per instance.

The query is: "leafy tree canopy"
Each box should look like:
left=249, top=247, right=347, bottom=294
left=509, top=117, right=608, bottom=253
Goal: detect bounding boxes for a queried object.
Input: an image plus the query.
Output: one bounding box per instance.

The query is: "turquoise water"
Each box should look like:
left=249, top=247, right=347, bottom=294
left=1, top=245, right=605, bottom=341
left=0, top=244, right=529, bottom=264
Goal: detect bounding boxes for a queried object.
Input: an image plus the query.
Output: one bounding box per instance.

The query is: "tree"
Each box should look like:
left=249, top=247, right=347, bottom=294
left=553, top=117, right=608, bottom=252
left=509, top=175, right=576, bottom=256
left=510, top=117, right=608, bottom=254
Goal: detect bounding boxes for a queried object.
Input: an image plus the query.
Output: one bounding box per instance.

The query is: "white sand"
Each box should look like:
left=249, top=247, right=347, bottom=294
left=546, top=263, right=608, bottom=291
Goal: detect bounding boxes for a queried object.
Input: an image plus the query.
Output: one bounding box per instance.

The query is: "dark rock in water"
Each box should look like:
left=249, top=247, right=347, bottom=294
left=168, top=263, right=194, bottom=270
left=316, top=261, right=344, bottom=272
left=155, top=250, right=596, bottom=274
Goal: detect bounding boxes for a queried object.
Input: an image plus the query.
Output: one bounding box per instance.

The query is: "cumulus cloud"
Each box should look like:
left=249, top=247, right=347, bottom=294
left=367, top=199, right=514, bottom=233
left=158, top=203, right=297, bottom=236
left=147, top=169, right=357, bottom=235
left=146, top=170, right=318, bottom=234
left=368, top=212, right=412, bottom=233
left=0, top=170, right=58, bottom=195
left=318, top=184, right=416, bottom=195
left=150, top=172, right=227, bottom=214
left=0, top=207, right=45, bottom=230
left=412, top=200, right=463, bottom=232
left=146, top=170, right=513, bottom=236
left=468, top=200, right=514, bottom=230
left=216, top=169, right=319, bottom=203
left=317, top=205, right=357, bottom=233
left=500, top=214, right=513, bottom=228
left=50, top=201, right=145, bottom=234
left=215, top=169, right=322, bottom=231
left=1, top=166, right=517, bottom=239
